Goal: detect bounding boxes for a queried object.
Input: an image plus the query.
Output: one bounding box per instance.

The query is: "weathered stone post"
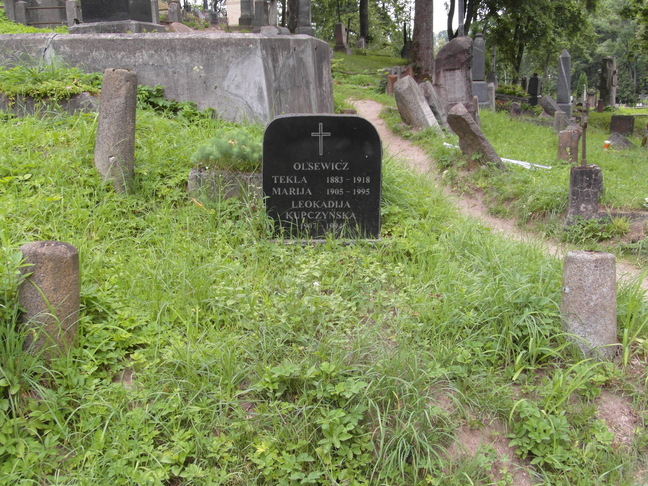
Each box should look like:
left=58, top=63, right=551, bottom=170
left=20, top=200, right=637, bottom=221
left=558, top=127, right=581, bottom=163
left=566, top=164, right=603, bottom=223
left=562, top=251, right=618, bottom=360
left=94, top=68, right=137, bottom=193
left=18, top=241, right=80, bottom=356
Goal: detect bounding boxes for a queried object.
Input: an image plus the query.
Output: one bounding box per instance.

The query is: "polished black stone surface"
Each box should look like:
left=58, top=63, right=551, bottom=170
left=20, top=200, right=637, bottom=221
left=263, top=115, right=381, bottom=238
left=82, top=0, right=152, bottom=23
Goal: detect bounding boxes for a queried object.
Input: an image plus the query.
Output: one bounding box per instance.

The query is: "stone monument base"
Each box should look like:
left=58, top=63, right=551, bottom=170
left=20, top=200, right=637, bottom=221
left=557, top=103, right=572, bottom=118
left=69, top=21, right=167, bottom=34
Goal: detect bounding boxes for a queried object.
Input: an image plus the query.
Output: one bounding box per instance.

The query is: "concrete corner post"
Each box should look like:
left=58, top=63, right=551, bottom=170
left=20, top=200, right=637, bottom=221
left=18, top=241, right=80, bottom=356
left=94, top=68, right=137, bottom=193
left=561, top=251, right=618, bottom=360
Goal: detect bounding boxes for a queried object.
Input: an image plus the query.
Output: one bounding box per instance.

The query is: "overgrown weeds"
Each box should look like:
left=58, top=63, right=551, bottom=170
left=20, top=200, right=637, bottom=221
left=0, top=68, right=646, bottom=484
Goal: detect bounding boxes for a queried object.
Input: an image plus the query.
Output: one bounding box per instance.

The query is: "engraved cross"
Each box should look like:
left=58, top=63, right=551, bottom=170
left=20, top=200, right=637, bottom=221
left=311, top=123, right=331, bottom=156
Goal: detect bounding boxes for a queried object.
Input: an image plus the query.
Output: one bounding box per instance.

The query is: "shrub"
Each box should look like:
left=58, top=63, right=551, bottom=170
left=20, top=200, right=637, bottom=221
left=190, top=127, right=263, bottom=172
left=496, top=84, right=528, bottom=97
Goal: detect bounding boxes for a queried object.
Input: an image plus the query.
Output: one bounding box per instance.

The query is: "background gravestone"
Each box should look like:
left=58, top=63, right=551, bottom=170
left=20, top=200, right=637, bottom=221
left=527, top=73, right=539, bottom=106
left=557, top=49, right=572, bottom=116
left=471, top=34, right=488, bottom=107
left=610, top=115, right=635, bottom=136
left=599, top=56, right=617, bottom=109
left=435, top=36, right=477, bottom=120
left=263, top=115, right=381, bottom=238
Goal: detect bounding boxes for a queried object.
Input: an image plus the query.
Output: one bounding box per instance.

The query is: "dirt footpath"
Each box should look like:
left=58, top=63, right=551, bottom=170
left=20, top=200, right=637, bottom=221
left=351, top=99, right=647, bottom=296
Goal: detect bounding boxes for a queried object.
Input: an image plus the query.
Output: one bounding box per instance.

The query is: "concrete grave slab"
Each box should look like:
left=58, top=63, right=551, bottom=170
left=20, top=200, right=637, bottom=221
left=0, top=33, right=334, bottom=123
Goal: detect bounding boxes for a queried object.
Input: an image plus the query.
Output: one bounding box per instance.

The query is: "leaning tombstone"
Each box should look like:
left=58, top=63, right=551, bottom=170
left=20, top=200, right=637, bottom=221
left=447, top=103, right=505, bottom=170
left=263, top=115, right=381, bottom=239
left=420, top=80, right=449, bottom=129
left=394, top=76, right=443, bottom=134
left=539, top=95, right=561, bottom=117
left=557, top=49, right=572, bottom=116
left=608, top=132, right=637, bottom=150
left=562, top=251, right=618, bottom=360
left=94, top=68, right=137, bottom=193
left=18, top=241, right=80, bottom=357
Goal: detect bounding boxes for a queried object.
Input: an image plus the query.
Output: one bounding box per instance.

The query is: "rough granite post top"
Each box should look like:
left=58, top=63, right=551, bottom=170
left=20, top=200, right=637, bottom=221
left=20, top=240, right=78, bottom=256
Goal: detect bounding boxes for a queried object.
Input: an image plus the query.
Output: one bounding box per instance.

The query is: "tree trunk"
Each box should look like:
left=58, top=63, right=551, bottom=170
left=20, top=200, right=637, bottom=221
left=412, top=0, right=434, bottom=81
left=360, top=0, right=369, bottom=40
left=447, top=0, right=456, bottom=39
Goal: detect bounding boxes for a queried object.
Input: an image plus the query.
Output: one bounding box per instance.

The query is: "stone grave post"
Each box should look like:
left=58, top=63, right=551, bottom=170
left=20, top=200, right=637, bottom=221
left=263, top=115, right=382, bottom=239
left=562, top=251, right=618, bottom=360
left=557, top=49, right=572, bottom=116
left=18, top=241, right=80, bottom=357
left=472, top=34, right=488, bottom=107
left=558, top=127, right=581, bottom=163
left=599, top=56, right=617, bottom=108
left=94, top=68, right=137, bottom=193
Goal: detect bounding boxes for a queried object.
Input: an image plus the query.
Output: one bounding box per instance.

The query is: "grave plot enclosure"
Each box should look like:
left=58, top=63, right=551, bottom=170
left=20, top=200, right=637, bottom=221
left=264, top=115, right=381, bottom=238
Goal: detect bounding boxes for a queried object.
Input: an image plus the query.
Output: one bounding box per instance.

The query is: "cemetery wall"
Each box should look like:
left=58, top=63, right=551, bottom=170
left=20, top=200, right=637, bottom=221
left=0, top=33, right=334, bottom=123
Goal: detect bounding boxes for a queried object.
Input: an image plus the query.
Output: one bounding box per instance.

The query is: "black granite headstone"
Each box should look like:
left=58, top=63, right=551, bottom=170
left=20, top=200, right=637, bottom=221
left=263, top=115, right=381, bottom=239
left=82, top=0, right=152, bottom=23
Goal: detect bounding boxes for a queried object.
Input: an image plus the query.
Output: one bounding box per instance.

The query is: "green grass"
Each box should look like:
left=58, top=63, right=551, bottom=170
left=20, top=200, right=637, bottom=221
left=382, top=104, right=648, bottom=264
left=0, top=58, right=647, bottom=484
